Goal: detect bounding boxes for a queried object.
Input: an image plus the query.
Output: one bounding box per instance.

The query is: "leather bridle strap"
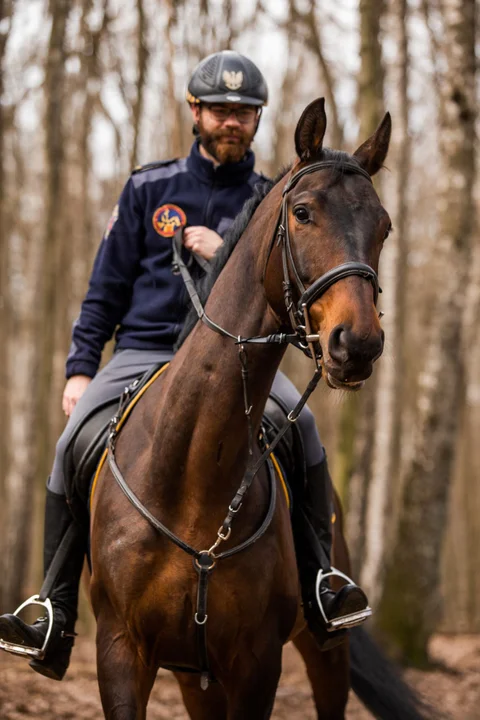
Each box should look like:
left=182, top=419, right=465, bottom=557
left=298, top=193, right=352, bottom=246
left=172, top=230, right=298, bottom=347
left=275, top=159, right=379, bottom=360
left=299, top=261, right=380, bottom=309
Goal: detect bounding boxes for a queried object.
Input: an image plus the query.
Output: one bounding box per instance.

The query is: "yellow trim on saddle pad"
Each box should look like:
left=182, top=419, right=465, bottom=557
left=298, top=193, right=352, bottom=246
left=90, top=363, right=170, bottom=509
left=270, top=452, right=291, bottom=510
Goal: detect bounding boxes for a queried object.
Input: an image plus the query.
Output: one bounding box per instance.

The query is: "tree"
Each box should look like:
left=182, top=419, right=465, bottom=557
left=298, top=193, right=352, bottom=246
left=377, top=0, right=476, bottom=665
left=360, top=0, right=411, bottom=607
left=0, top=0, right=14, bottom=505
left=344, top=0, right=385, bottom=573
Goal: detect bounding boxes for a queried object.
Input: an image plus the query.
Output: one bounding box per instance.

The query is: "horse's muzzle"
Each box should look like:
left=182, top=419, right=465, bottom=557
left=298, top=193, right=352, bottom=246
left=324, top=323, right=384, bottom=386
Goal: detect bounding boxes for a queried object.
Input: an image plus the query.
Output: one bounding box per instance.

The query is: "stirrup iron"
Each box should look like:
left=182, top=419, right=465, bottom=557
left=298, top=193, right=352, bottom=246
left=0, top=595, right=54, bottom=660
left=315, top=569, right=372, bottom=632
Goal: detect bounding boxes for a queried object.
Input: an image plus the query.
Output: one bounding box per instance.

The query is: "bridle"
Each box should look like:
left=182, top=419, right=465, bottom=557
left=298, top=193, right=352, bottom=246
left=177, top=158, right=381, bottom=365
left=271, top=159, right=380, bottom=366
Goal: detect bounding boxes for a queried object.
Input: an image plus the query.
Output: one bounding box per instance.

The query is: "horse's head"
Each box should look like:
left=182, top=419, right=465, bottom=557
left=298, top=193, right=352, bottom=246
left=265, top=98, right=391, bottom=390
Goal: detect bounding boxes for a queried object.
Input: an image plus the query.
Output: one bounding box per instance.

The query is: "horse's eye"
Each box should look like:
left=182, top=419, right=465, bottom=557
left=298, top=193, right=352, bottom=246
left=294, top=206, right=310, bottom=224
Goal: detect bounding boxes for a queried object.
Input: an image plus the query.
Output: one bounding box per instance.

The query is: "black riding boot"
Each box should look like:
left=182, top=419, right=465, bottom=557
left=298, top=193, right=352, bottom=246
left=0, top=488, right=86, bottom=680
left=293, top=458, right=371, bottom=651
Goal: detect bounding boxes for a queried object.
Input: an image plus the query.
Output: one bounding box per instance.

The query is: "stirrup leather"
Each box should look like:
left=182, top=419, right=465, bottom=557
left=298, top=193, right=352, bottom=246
left=0, top=595, right=53, bottom=660
left=315, top=569, right=372, bottom=632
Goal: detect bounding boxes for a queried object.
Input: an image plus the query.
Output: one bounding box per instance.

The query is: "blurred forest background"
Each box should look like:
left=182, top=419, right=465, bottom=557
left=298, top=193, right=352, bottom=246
left=0, top=0, right=477, bottom=669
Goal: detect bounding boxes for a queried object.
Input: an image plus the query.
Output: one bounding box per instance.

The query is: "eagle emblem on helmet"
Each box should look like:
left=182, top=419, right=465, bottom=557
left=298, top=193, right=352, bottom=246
left=222, top=70, right=243, bottom=91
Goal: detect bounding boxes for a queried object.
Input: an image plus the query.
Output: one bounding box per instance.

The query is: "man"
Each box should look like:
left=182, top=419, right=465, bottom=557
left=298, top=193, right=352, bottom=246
left=0, top=50, right=369, bottom=681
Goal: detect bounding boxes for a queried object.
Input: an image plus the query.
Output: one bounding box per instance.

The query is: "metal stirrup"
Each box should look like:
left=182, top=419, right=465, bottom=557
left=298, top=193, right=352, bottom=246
left=0, top=595, right=54, bottom=660
left=315, top=569, right=372, bottom=632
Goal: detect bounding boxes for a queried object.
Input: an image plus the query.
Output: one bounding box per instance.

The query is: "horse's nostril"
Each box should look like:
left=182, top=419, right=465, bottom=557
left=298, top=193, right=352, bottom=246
left=329, top=323, right=384, bottom=367
left=329, top=324, right=350, bottom=363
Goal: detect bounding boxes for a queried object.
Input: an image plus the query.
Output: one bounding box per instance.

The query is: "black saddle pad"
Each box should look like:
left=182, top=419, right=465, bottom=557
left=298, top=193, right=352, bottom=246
left=263, top=394, right=306, bottom=510
left=64, top=368, right=306, bottom=524
left=63, top=363, right=167, bottom=522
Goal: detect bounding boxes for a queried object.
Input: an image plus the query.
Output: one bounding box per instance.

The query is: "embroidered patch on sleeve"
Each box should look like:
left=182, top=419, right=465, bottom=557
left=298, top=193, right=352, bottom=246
left=104, top=204, right=119, bottom=240
left=152, top=204, right=187, bottom=237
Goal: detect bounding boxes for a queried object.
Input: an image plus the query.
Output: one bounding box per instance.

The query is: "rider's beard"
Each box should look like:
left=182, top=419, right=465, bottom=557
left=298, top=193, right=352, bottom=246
left=197, top=121, right=254, bottom=164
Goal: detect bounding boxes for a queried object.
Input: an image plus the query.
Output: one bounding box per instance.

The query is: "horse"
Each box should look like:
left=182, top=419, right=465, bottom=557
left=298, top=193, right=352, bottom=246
left=89, top=98, right=426, bottom=720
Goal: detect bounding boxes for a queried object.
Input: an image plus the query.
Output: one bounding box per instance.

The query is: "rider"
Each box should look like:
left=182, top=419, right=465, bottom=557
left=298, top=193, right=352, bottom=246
left=0, top=50, right=370, bottom=681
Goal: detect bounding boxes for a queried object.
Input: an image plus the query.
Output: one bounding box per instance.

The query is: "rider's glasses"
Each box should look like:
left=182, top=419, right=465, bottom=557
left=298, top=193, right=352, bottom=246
left=203, top=104, right=258, bottom=124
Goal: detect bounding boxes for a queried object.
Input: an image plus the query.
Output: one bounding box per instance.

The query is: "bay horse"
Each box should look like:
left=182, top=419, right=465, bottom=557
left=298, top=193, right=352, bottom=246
left=90, top=98, right=425, bottom=720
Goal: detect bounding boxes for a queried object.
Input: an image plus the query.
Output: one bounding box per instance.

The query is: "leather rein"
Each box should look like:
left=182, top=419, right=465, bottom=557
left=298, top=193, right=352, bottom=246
left=106, top=159, right=380, bottom=689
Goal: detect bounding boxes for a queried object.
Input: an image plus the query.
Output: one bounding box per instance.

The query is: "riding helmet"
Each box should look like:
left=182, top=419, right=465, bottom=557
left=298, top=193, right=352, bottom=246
left=186, top=50, right=268, bottom=107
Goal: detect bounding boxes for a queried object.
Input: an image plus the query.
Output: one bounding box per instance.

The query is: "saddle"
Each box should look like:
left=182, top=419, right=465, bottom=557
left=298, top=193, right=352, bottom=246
left=63, top=364, right=166, bottom=523
left=64, top=364, right=306, bottom=525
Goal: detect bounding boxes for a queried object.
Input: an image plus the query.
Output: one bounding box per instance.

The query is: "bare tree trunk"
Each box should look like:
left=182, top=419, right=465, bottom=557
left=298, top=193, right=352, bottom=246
left=357, top=0, right=385, bottom=140
left=35, top=0, right=70, bottom=470
left=344, top=0, right=385, bottom=559
left=0, top=0, right=24, bottom=609
left=79, top=0, right=109, bottom=275
left=377, top=0, right=476, bottom=665
left=130, top=0, right=148, bottom=166
left=360, top=0, right=411, bottom=606
left=344, top=389, right=373, bottom=576
left=2, top=1, right=75, bottom=609
left=0, top=0, right=13, bottom=496
left=4, top=0, right=72, bottom=609
left=165, top=0, right=187, bottom=159
left=290, top=0, right=343, bottom=148
left=271, top=9, right=302, bottom=171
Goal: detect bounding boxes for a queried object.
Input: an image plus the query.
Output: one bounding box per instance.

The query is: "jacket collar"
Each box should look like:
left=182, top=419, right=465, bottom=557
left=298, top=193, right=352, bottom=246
left=186, top=139, right=255, bottom=186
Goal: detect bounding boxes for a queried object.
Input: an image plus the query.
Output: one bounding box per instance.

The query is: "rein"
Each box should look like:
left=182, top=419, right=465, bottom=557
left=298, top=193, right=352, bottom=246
left=106, top=158, right=380, bottom=689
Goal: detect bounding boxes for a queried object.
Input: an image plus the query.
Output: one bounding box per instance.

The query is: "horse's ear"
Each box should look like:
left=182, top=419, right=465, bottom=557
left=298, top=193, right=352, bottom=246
left=353, top=112, right=392, bottom=176
left=294, top=98, right=327, bottom=161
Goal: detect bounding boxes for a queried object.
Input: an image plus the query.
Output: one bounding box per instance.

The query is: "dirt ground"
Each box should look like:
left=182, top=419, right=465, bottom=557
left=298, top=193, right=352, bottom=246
left=0, top=633, right=479, bottom=718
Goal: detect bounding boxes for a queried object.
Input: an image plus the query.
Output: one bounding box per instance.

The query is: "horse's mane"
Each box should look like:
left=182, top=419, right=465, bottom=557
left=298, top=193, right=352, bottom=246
left=176, top=149, right=356, bottom=347
left=176, top=166, right=288, bottom=346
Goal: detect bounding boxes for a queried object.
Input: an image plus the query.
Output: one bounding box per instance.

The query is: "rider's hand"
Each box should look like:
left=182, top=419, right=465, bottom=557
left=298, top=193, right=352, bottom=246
left=183, top=226, right=223, bottom=261
left=62, top=375, right=92, bottom=417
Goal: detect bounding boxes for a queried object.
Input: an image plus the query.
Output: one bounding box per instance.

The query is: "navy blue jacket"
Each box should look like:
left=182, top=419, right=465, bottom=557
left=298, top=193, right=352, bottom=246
left=66, top=140, right=265, bottom=379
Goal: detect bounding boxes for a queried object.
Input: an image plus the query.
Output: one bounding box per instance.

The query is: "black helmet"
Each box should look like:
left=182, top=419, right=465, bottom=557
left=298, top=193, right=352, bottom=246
left=187, top=50, right=268, bottom=107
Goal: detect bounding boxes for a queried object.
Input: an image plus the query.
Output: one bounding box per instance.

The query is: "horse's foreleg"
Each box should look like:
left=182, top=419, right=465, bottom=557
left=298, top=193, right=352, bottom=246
left=96, top=613, right=156, bottom=720
left=175, top=673, right=228, bottom=719
left=220, top=644, right=282, bottom=720
left=293, top=629, right=350, bottom=720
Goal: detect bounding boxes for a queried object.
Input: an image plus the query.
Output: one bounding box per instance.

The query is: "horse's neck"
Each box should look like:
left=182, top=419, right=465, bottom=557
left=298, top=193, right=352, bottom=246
left=151, top=217, right=285, bottom=492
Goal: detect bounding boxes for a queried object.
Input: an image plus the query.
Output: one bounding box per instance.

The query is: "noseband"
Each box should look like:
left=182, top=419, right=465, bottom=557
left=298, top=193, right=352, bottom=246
left=274, top=160, right=379, bottom=362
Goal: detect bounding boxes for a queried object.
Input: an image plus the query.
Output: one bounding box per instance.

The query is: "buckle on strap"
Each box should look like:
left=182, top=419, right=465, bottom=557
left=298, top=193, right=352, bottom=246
left=314, top=569, right=372, bottom=632
left=0, top=595, right=54, bottom=660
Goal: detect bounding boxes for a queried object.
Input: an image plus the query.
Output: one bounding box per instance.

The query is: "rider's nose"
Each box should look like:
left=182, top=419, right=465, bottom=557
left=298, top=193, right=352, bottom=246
left=224, top=115, right=241, bottom=128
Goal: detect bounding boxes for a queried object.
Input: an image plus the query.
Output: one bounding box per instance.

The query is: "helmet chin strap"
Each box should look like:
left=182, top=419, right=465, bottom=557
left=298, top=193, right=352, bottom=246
left=252, top=107, right=262, bottom=138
